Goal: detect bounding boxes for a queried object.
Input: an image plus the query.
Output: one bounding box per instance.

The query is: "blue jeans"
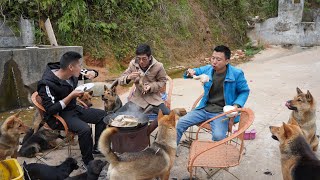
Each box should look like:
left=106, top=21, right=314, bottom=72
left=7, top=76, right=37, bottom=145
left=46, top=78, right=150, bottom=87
left=176, top=108, right=228, bottom=145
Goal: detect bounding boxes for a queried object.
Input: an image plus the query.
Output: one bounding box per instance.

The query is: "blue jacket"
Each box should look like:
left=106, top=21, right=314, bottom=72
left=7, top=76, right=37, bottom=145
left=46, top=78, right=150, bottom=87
left=184, top=64, right=250, bottom=121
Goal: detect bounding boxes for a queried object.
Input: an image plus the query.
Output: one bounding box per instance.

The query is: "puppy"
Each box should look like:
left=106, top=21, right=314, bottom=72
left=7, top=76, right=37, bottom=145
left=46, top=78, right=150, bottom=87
left=77, top=90, right=94, bottom=108
left=23, top=157, right=79, bottom=180
left=102, top=85, right=122, bottom=113
left=270, top=120, right=320, bottom=180
left=0, top=112, right=30, bottom=160
left=99, top=110, right=177, bottom=180
left=19, top=126, right=62, bottom=158
left=285, top=87, right=318, bottom=151
left=66, top=159, right=107, bottom=180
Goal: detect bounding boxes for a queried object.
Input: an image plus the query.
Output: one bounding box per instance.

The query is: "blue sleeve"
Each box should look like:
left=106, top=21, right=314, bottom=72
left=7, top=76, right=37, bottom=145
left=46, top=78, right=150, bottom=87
left=183, top=65, right=210, bottom=78
left=233, top=71, right=250, bottom=107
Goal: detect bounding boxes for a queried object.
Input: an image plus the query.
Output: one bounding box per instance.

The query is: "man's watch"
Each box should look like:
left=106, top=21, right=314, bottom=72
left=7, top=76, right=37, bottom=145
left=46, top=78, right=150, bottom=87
left=233, top=104, right=241, bottom=108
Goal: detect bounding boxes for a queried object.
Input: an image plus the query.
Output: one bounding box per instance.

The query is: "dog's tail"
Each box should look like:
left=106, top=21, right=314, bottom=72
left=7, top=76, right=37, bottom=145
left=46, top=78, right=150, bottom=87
left=98, top=127, right=119, bottom=165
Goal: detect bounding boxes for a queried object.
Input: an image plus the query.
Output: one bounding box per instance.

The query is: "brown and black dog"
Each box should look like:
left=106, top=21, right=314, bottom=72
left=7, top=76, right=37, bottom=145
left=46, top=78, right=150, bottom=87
left=270, top=120, right=320, bottom=180
left=0, top=112, right=30, bottom=160
left=77, top=90, right=94, bottom=108
left=99, top=110, right=177, bottom=180
left=102, top=85, right=122, bottom=113
left=285, top=87, right=318, bottom=151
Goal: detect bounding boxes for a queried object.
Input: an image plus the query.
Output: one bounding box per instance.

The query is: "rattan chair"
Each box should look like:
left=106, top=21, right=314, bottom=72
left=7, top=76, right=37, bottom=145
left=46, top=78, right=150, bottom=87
left=188, top=108, right=254, bottom=179
left=31, top=92, right=75, bottom=159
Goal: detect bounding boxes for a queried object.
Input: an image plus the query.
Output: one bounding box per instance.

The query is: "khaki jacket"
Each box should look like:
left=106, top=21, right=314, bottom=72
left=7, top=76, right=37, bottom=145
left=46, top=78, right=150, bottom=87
left=118, top=56, right=167, bottom=108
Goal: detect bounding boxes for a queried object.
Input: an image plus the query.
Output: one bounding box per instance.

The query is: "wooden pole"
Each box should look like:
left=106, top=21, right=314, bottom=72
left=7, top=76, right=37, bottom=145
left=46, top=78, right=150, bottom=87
left=44, top=18, right=58, bottom=46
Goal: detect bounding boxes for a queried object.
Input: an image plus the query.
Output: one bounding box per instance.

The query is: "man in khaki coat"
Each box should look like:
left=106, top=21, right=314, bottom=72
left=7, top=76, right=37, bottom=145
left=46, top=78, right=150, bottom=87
left=117, top=44, right=170, bottom=115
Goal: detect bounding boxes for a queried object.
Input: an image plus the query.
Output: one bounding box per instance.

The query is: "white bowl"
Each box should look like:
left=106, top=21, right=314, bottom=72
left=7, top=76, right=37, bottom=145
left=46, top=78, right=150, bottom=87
left=75, top=83, right=95, bottom=92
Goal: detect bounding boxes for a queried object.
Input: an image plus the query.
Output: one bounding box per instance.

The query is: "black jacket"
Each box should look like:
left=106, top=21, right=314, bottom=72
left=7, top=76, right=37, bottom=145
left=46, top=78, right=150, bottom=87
left=37, top=62, right=97, bottom=128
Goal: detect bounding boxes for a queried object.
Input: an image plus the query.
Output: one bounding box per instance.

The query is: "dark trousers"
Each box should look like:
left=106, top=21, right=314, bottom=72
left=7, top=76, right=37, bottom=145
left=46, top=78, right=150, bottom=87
left=59, top=106, right=107, bottom=165
left=117, top=101, right=170, bottom=115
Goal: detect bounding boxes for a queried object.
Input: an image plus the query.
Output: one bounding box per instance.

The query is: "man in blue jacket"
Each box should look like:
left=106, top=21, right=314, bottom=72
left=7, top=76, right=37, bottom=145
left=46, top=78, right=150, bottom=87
left=176, top=45, right=250, bottom=145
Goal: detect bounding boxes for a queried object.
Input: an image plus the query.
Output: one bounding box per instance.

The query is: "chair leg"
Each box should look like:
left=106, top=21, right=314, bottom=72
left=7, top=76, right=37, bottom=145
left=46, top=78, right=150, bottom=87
left=203, top=168, right=222, bottom=179
left=222, top=168, right=240, bottom=180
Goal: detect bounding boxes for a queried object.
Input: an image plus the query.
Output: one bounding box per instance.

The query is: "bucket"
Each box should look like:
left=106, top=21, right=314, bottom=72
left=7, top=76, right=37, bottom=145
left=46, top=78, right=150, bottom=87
left=0, top=159, right=24, bottom=180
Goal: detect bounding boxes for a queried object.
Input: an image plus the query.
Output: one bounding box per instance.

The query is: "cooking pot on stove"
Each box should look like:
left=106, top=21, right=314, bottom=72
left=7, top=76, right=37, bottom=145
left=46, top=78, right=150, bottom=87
left=103, top=111, right=149, bottom=131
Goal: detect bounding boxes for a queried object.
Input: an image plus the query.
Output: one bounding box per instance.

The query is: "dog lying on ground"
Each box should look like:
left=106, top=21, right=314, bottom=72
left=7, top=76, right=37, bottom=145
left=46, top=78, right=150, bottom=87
left=23, top=157, right=79, bottom=180
left=99, top=110, right=177, bottom=180
left=18, top=126, right=62, bottom=158
left=285, top=87, right=318, bottom=151
left=0, top=112, right=30, bottom=160
left=66, top=159, right=107, bottom=180
left=270, top=120, right=320, bottom=180
left=102, top=85, right=122, bottom=113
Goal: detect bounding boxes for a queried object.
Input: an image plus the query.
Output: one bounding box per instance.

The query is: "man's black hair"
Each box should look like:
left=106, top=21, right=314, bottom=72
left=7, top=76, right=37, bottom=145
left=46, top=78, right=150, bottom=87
left=213, top=45, right=231, bottom=60
left=60, top=51, right=82, bottom=69
left=136, top=44, right=152, bottom=57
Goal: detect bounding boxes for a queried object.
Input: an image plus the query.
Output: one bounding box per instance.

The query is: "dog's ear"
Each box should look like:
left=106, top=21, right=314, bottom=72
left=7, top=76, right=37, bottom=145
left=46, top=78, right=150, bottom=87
left=283, top=122, right=293, bottom=138
left=14, top=111, right=21, bottom=118
left=89, top=90, right=94, bottom=96
left=296, top=87, right=303, bottom=94
left=158, top=109, right=164, bottom=119
left=104, top=85, right=108, bottom=91
left=168, top=110, right=176, bottom=126
left=306, top=90, right=313, bottom=102
left=6, top=118, right=16, bottom=129
left=111, top=85, right=116, bottom=93
left=290, top=118, right=299, bottom=127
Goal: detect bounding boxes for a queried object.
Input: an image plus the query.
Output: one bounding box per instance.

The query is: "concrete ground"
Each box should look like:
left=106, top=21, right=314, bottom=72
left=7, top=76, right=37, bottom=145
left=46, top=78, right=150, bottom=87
left=17, top=45, right=320, bottom=179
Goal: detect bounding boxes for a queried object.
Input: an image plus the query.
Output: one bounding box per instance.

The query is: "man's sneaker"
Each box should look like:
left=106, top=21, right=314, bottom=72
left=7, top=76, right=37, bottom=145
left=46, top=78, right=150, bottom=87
left=92, top=149, right=102, bottom=155
left=80, top=163, right=87, bottom=172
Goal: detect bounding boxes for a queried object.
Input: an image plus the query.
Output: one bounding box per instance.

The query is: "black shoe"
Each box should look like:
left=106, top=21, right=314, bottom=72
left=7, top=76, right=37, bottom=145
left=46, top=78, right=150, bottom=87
left=92, top=149, right=102, bottom=155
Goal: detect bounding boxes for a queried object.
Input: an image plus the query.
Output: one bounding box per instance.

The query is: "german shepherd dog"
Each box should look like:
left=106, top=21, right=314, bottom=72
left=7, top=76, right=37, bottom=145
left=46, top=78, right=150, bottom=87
left=0, top=112, right=30, bottom=160
left=270, top=120, right=320, bottom=180
left=99, top=110, right=177, bottom=180
left=18, top=126, right=62, bottom=158
left=23, top=157, right=79, bottom=180
left=102, top=85, right=122, bottom=113
left=285, top=87, right=318, bottom=151
left=77, top=90, right=94, bottom=108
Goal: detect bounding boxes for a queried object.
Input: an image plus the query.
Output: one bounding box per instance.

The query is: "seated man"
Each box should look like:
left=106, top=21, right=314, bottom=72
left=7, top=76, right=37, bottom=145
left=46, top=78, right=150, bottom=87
left=37, top=51, right=107, bottom=165
left=117, top=44, right=170, bottom=115
left=176, top=45, right=250, bottom=145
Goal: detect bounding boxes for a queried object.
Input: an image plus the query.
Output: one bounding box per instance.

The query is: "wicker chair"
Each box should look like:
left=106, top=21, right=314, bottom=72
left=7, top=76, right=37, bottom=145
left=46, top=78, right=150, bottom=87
left=188, top=108, right=255, bottom=179
left=31, top=92, right=75, bottom=159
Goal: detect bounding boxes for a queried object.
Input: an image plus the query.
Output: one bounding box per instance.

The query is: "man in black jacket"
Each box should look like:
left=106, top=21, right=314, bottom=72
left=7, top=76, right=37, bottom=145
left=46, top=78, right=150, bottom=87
left=37, top=51, right=107, bottom=165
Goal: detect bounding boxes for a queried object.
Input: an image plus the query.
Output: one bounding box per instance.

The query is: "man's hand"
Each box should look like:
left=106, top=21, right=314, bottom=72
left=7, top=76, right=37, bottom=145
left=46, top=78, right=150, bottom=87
left=71, top=90, right=85, bottom=98
left=127, top=72, right=141, bottom=80
left=84, top=70, right=96, bottom=80
left=142, top=83, right=151, bottom=94
left=186, top=68, right=195, bottom=77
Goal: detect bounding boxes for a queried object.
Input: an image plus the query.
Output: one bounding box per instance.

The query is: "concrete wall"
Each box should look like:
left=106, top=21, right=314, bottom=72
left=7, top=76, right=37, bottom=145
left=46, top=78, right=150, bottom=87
left=0, top=18, right=35, bottom=47
left=0, top=46, right=82, bottom=112
left=248, top=0, right=320, bottom=46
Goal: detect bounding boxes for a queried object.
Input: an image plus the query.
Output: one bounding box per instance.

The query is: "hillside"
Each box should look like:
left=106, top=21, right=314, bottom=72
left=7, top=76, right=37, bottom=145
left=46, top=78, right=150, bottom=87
left=1, top=0, right=280, bottom=78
